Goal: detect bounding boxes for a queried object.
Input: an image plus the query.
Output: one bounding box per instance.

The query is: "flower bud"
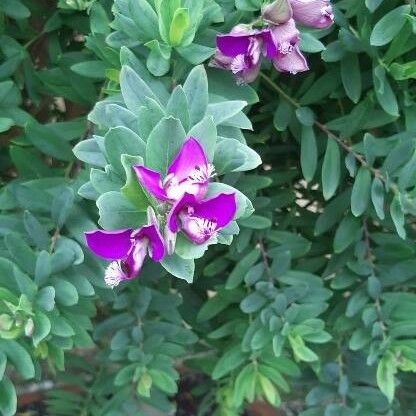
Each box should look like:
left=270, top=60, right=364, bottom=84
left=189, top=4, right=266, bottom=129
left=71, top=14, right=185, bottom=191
left=25, top=318, right=34, bottom=337
left=262, top=0, right=293, bottom=25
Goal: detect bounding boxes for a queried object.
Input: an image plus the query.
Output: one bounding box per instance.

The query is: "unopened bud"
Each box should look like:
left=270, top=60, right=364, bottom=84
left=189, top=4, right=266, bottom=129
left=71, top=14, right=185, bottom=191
left=261, top=0, right=293, bottom=25
left=25, top=318, right=34, bottom=337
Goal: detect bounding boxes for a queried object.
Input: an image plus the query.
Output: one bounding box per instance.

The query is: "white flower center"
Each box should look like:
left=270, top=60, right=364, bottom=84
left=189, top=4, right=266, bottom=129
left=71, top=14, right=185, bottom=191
left=279, top=41, right=293, bottom=55
left=186, top=216, right=218, bottom=242
left=104, top=261, right=126, bottom=288
left=164, top=164, right=215, bottom=201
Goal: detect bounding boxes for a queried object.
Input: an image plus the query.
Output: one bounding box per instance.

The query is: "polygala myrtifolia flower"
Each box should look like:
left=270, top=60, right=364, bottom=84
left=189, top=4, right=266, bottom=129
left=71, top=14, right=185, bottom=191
left=85, top=208, right=165, bottom=288
left=85, top=137, right=237, bottom=287
left=210, top=0, right=333, bottom=82
left=209, top=24, right=277, bottom=84
left=134, top=137, right=215, bottom=202
left=167, top=193, right=237, bottom=245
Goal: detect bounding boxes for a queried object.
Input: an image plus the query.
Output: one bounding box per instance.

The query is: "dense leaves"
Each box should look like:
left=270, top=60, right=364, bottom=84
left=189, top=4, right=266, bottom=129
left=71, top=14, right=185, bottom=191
left=1, top=0, right=416, bottom=415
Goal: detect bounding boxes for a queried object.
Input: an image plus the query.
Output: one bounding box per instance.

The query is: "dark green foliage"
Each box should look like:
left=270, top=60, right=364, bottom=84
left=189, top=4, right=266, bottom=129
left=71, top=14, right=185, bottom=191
left=1, top=0, right=416, bottom=415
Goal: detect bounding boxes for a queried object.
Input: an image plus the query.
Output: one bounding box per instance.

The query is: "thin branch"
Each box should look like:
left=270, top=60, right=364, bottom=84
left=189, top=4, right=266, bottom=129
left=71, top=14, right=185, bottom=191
left=258, top=239, right=272, bottom=282
left=259, top=72, right=399, bottom=195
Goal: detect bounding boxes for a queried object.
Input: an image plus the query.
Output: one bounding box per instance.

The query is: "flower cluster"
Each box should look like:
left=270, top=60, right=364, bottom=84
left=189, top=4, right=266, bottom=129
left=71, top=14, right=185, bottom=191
left=85, top=138, right=237, bottom=288
left=210, top=0, right=334, bottom=83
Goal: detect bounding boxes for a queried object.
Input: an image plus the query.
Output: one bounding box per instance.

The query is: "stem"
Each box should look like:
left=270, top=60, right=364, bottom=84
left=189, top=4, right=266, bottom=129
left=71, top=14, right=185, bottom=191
left=258, top=239, right=272, bottom=282
left=362, top=219, right=388, bottom=341
left=259, top=72, right=399, bottom=195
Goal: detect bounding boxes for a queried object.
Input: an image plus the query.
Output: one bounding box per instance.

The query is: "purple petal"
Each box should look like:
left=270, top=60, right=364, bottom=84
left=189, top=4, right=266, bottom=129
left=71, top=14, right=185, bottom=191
left=167, top=137, right=208, bottom=183
left=290, top=0, right=334, bottom=29
left=260, top=29, right=278, bottom=59
left=85, top=229, right=133, bottom=260
left=191, top=193, right=237, bottom=228
left=273, top=45, right=309, bottom=74
left=262, top=0, right=293, bottom=25
left=133, top=224, right=165, bottom=261
left=167, top=193, right=197, bottom=233
left=216, top=33, right=252, bottom=57
left=271, top=18, right=300, bottom=48
left=124, top=242, right=148, bottom=278
left=133, top=166, right=167, bottom=200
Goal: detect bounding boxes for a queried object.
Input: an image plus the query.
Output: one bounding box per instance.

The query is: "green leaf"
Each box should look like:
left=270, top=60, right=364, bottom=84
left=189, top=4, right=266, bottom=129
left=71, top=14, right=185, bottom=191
left=258, top=374, right=281, bottom=407
left=0, top=117, right=13, bottom=133
left=129, top=0, right=159, bottom=41
left=341, top=53, right=361, bottom=103
left=23, top=211, right=49, bottom=250
left=5, top=232, right=36, bottom=275
left=51, top=187, right=74, bottom=227
left=371, top=177, right=385, bottom=220
left=120, top=155, right=150, bottom=211
left=333, top=215, right=361, bottom=253
left=322, top=139, right=340, bottom=200
left=377, top=353, right=396, bottom=403
left=32, top=311, right=51, bottom=347
left=288, top=335, right=318, bottom=362
left=148, top=369, right=178, bottom=394
left=183, top=65, right=208, bottom=126
left=72, top=139, right=107, bottom=167
left=25, top=122, right=74, bottom=161
left=240, top=292, right=267, bottom=313
left=169, top=8, right=190, bottom=46
left=36, top=286, right=55, bottom=312
left=0, top=377, right=17, bottom=416
left=0, top=339, right=35, bottom=380
left=212, top=345, right=246, bottom=379
left=296, top=107, right=315, bottom=126
left=300, top=126, right=317, bottom=182
left=239, top=215, right=272, bottom=229
left=161, top=254, right=195, bottom=283
left=97, top=192, right=147, bottom=229
left=300, top=33, right=325, bottom=53
left=104, top=127, right=146, bottom=176
left=166, top=86, right=190, bottom=131
left=373, top=65, right=399, bottom=117
left=188, top=116, right=217, bottom=161
left=370, top=5, right=411, bottom=46
left=207, top=101, right=247, bottom=125
left=390, top=194, right=406, bottom=239
left=351, top=167, right=371, bottom=216
left=145, top=116, right=186, bottom=174
left=71, top=61, right=106, bottom=78
left=145, top=40, right=171, bottom=77
left=120, top=65, right=159, bottom=113
left=53, top=279, right=79, bottom=306
left=0, top=352, right=6, bottom=380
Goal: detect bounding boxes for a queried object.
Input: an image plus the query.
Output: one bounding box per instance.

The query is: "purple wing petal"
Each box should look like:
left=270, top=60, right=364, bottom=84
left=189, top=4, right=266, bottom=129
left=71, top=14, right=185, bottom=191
left=85, top=229, right=133, bottom=260
left=260, top=29, right=278, bottom=59
left=167, top=137, right=208, bottom=182
left=273, top=46, right=309, bottom=74
left=125, top=243, right=147, bottom=278
left=133, top=165, right=167, bottom=201
left=167, top=193, right=197, bottom=233
left=216, top=33, right=252, bottom=57
left=290, top=0, right=334, bottom=29
left=192, top=193, right=237, bottom=228
left=134, top=224, right=165, bottom=262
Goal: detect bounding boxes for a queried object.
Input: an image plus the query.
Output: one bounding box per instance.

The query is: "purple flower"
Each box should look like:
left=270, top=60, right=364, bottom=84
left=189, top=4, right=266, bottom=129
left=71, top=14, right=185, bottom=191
left=290, top=0, right=334, bottom=29
left=134, top=137, right=215, bottom=203
left=271, top=19, right=309, bottom=74
left=167, top=193, right=237, bottom=244
left=85, top=210, right=165, bottom=288
left=210, top=25, right=276, bottom=84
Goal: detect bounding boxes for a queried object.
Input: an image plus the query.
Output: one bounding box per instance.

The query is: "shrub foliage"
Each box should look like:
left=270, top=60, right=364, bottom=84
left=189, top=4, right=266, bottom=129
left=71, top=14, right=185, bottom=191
left=1, top=0, right=416, bottom=415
